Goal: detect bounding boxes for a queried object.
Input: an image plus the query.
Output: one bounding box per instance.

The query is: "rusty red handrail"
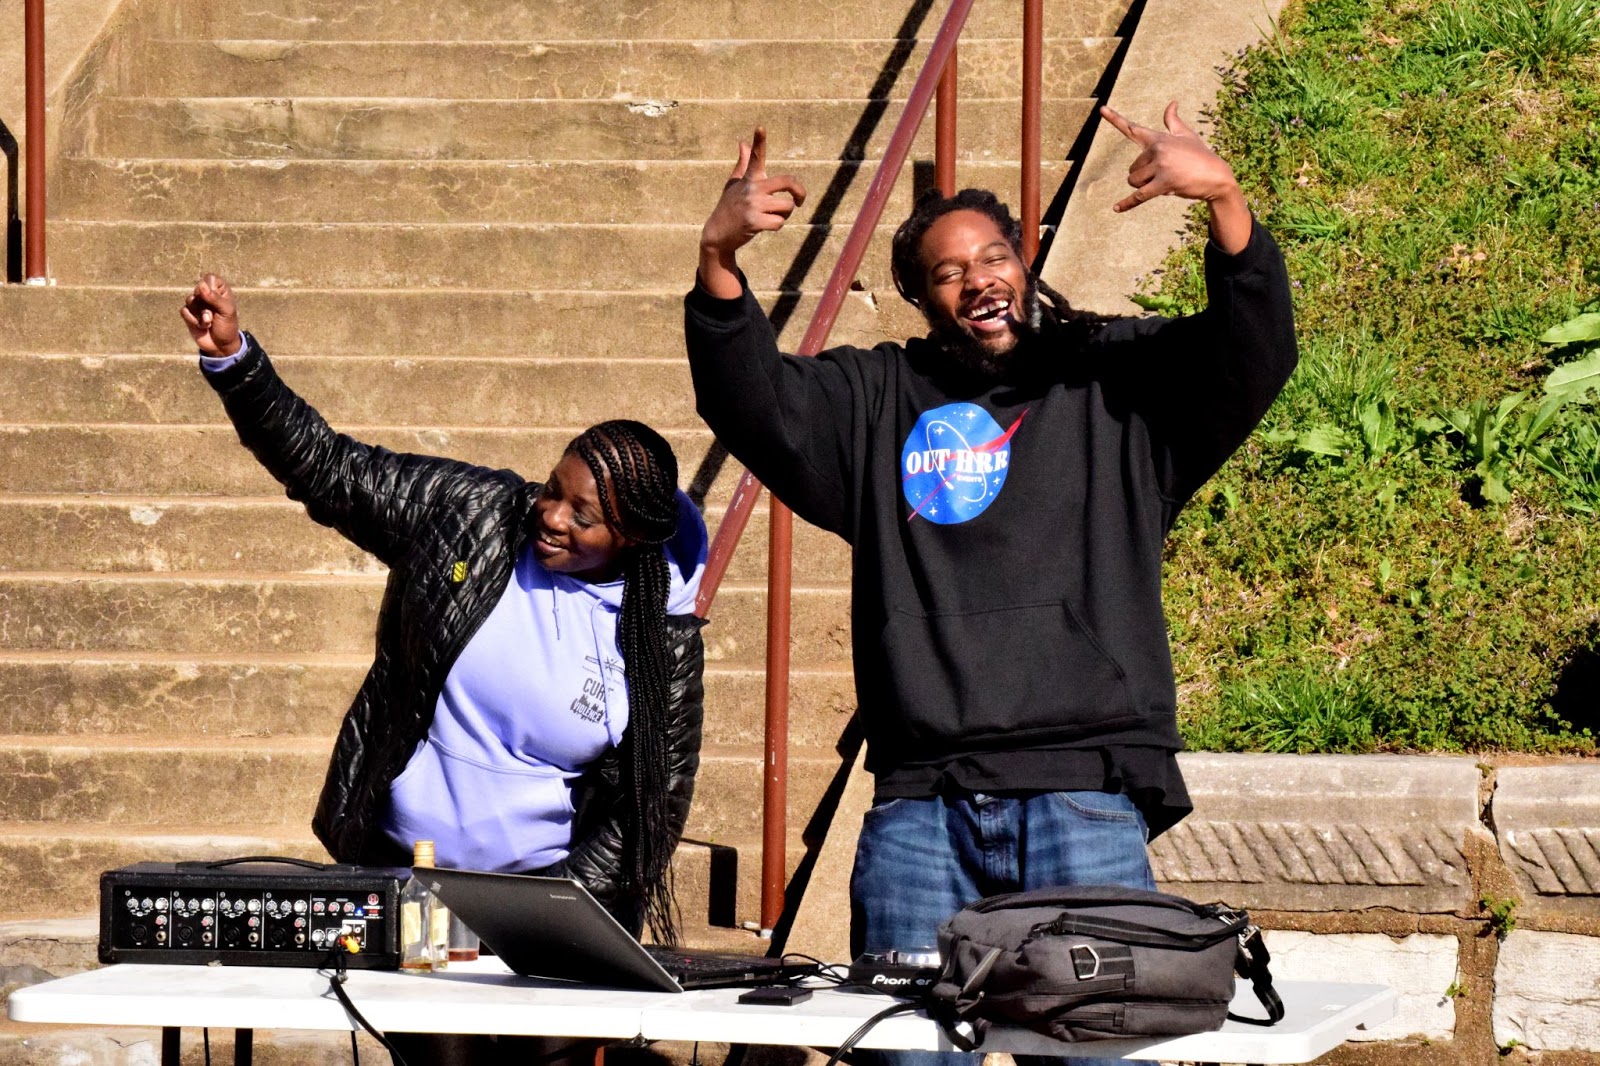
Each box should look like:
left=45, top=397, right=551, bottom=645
left=24, top=0, right=46, bottom=282
left=1022, top=0, right=1044, bottom=262
left=936, top=49, right=957, bottom=197
left=692, top=0, right=977, bottom=935
left=692, top=0, right=1050, bottom=934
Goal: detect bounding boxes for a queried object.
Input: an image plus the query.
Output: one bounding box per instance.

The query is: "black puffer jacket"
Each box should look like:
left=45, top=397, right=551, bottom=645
left=205, top=337, right=706, bottom=921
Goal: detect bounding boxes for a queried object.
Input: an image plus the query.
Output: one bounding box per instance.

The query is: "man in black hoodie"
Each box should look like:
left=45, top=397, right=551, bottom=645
left=685, top=105, right=1296, bottom=1063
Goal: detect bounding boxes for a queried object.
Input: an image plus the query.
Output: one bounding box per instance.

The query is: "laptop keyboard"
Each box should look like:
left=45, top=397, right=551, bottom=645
left=643, top=946, right=768, bottom=976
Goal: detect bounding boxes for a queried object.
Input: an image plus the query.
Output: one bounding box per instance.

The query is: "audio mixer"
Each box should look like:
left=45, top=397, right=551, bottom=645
left=99, top=858, right=405, bottom=969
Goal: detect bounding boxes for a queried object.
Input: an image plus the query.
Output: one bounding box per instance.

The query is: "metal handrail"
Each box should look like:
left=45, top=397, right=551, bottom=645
left=23, top=0, right=46, bottom=282
left=1022, top=0, right=1044, bottom=261
left=691, top=0, right=1044, bottom=933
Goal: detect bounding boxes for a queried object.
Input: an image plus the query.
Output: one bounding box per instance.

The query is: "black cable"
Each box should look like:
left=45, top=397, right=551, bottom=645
left=202, top=1028, right=211, bottom=1066
left=779, top=952, right=851, bottom=986
left=326, top=969, right=411, bottom=1066
left=318, top=945, right=411, bottom=1066
left=351, top=1028, right=360, bottom=1064
left=823, top=1000, right=923, bottom=1066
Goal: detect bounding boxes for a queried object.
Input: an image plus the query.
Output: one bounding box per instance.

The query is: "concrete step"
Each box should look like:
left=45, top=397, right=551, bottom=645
left=0, top=425, right=728, bottom=498
left=0, top=354, right=702, bottom=428
left=47, top=221, right=911, bottom=293
left=181, top=0, right=1128, bottom=44
left=129, top=38, right=1115, bottom=102
left=0, top=653, right=858, bottom=749
left=53, top=158, right=1071, bottom=224
left=0, top=828, right=798, bottom=931
left=0, top=738, right=837, bottom=855
left=0, top=737, right=330, bottom=827
left=81, top=96, right=1095, bottom=162
left=0, top=495, right=852, bottom=585
left=0, top=573, right=850, bottom=666
left=0, top=285, right=924, bottom=358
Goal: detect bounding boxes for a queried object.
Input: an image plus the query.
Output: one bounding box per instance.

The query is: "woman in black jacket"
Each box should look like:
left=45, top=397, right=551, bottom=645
left=181, top=274, right=707, bottom=957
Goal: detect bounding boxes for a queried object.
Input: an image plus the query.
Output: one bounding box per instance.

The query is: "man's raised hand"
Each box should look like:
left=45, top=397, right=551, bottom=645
left=698, top=128, right=808, bottom=299
left=1099, top=101, right=1252, bottom=253
left=181, top=273, right=243, bottom=358
left=1100, top=102, right=1241, bottom=212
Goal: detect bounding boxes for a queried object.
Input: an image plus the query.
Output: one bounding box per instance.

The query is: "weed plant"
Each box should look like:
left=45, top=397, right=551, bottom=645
left=1151, top=0, right=1600, bottom=753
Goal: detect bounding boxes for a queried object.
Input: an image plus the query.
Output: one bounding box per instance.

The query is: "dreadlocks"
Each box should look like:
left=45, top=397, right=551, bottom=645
left=568, top=419, right=684, bottom=945
left=889, top=186, right=1108, bottom=335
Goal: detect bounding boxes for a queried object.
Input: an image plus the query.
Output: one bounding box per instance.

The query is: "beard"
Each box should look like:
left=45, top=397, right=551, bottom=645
left=926, top=275, right=1043, bottom=381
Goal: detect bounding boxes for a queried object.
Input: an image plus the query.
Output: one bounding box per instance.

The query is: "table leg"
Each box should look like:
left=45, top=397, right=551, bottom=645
left=160, top=1027, right=179, bottom=1066
left=235, top=1028, right=254, bottom=1066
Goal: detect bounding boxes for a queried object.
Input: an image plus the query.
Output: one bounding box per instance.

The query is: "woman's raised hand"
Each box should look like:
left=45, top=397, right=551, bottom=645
left=180, top=273, right=243, bottom=357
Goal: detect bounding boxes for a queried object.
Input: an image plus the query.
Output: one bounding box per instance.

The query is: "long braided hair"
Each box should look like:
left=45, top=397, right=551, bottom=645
left=889, top=187, right=1114, bottom=338
left=567, top=420, right=684, bottom=945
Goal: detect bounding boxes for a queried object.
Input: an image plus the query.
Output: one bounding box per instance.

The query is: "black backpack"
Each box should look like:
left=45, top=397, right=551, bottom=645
left=927, top=885, right=1283, bottom=1048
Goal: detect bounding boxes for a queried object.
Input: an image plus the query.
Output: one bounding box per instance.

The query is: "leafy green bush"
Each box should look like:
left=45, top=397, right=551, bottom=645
left=1154, top=0, right=1600, bottom=754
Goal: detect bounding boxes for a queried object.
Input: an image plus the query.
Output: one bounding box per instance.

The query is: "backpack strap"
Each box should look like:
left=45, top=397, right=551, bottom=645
left=1226, top=927, right=1285, bottom=1026
left=929, top=945, right=1003, bottom=1051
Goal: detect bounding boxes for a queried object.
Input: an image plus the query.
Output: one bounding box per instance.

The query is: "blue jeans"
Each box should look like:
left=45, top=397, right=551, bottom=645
left=849, top=790, right=1157, bottom=1066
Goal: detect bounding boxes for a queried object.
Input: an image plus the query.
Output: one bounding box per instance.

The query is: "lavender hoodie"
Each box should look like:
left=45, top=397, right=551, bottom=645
left=379, top=491, right=707, bottom=872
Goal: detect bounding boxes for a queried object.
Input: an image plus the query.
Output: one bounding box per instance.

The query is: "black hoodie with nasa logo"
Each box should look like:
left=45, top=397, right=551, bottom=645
left=684, top=223, right=1296, bottom=837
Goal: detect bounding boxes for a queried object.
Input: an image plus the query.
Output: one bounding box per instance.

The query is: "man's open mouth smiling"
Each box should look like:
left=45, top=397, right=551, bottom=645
left=961, top=291, right=1014, bottom=333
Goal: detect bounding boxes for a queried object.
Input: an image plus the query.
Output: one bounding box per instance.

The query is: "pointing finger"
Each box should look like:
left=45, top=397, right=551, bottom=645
left=749, top=126, right=769, bottom=181
left=1113, top=179, right=1166, bottom=213
left=1163, top=100, right=1195, bottom=137
left=1099, top=105, right=1152, bottom=146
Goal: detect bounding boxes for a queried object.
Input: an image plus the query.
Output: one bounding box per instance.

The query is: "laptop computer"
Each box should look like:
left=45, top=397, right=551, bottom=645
left=421, top=867, right=815, bottom=993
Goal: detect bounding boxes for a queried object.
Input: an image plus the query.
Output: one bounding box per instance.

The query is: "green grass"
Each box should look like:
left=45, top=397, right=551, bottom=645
left=1152, top=0, right=1600, bottom=754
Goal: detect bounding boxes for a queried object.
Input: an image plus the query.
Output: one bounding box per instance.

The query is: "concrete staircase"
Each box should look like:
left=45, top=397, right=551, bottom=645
left=1, top=0, right=1130, bottom=1056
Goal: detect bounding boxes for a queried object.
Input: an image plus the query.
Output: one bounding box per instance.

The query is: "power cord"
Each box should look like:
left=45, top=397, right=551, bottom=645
left=319, top=938, right=611, bottom=1066
left=776, top=952, right=943, bottom=1066
left=822, top=1000, right=924, bottom=1066
left=319, top=936, right=411, bottom=1066
left=776, top=953, right=852, bottom=987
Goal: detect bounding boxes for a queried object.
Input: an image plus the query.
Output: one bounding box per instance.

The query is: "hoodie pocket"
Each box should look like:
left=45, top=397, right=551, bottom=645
left=879, top=599, right=1139, bottom=753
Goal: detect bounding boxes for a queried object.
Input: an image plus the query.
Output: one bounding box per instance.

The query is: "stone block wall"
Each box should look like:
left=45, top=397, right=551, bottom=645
left=1164, top=754, right=1600, bottom=1064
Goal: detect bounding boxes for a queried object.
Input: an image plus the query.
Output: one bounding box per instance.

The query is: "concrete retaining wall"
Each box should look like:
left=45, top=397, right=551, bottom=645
left=776, top=752, right=1600, bottom=1064
left=1161, top=754, right=1600, bottom=1065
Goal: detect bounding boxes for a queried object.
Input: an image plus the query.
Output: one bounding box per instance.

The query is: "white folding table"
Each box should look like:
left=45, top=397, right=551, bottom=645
left=8, top=958, right=1396, bottom=1066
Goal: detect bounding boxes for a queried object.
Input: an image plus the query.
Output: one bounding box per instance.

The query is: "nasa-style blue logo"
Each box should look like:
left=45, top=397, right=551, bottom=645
left=900, top=403, right=1027, bottom=524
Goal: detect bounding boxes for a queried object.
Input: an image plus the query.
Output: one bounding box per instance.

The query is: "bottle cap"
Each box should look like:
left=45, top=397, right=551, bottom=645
left=413, top=840, right=436, bottom=867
